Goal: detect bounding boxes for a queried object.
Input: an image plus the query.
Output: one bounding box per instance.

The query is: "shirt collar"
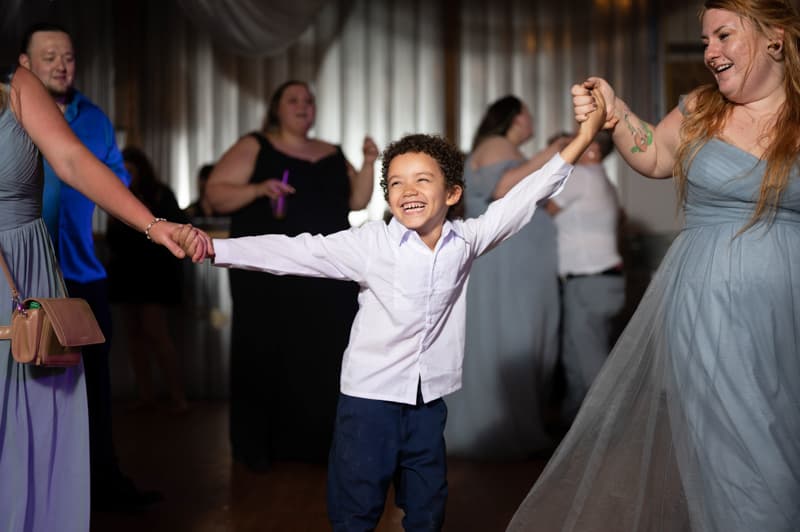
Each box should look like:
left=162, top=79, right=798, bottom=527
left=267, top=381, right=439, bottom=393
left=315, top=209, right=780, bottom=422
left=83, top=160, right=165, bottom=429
left=388, top=216, right=413, bottom=246
left=443, top=218, right=464, bottom=242
left=63, top=89, right=82, bottom=123
left=387, top=217, right=464, bottom=249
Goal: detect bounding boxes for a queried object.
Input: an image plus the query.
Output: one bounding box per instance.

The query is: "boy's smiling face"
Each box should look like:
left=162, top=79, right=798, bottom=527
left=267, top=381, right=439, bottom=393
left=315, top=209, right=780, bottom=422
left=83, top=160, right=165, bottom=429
left=387, top=152, right=462, bottom=249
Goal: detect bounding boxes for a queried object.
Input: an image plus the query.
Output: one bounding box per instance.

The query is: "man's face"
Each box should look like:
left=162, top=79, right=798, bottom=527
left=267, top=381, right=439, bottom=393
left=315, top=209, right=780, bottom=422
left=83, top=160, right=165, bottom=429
left=20, top=30, right=76, bottom=97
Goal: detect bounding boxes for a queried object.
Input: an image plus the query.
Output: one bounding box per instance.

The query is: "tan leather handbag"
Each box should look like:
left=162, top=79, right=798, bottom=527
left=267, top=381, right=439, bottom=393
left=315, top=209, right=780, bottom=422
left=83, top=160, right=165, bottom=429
left=0, top=246, right=105, bottom=366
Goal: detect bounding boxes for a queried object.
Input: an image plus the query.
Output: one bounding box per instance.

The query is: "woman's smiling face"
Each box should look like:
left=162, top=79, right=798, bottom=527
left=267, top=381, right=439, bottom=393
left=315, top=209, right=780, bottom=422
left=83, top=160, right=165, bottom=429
left=702, top=8, right=782, bottom=103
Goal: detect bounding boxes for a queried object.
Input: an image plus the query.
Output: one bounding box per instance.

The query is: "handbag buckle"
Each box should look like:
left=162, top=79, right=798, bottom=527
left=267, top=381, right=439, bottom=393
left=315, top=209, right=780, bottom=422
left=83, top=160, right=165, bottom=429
left=12, top=295, right=25, bottom=315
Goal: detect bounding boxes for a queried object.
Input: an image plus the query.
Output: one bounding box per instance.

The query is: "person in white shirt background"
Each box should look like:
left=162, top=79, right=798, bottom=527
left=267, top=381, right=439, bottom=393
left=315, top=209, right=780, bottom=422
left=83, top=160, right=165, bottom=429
left=545, top=129, right=625, bottom=427
left=175, top=93, right=605, bottom=532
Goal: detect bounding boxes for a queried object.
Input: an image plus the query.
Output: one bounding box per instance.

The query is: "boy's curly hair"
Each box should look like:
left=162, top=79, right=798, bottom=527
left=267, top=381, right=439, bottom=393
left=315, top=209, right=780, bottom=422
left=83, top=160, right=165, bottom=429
left=380, top=134, right=466, bottom=218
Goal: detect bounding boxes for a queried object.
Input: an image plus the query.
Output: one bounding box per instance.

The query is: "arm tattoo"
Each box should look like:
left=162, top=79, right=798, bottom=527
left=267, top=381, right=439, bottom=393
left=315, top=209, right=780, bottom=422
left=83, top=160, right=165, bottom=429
left=623, top=111, right=653, bottom=153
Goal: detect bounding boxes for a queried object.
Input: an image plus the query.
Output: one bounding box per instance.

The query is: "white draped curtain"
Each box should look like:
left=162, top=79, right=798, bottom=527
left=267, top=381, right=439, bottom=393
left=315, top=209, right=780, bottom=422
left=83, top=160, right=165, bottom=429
left=175, top=0, right=330, bottom=57
left=1, top=0, right=682, bottom=230
left=123, top=0, right=680, bottom=229
left=458, top=0, right=684, bottom=234
left=3, top=0, right=702, bottom=397
left=132, top=0, right=450, bottom=225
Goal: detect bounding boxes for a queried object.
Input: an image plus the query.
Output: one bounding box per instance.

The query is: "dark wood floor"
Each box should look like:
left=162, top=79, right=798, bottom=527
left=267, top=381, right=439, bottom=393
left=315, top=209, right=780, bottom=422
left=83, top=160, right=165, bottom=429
left=90, top=401, right=548, bottom=532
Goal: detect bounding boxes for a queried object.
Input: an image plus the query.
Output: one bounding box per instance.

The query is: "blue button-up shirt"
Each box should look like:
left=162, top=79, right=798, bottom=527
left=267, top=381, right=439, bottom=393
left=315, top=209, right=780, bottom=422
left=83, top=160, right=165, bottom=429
left=42, top=89, right=130, bottom=283
left=213, top=153, right=572, bottom=405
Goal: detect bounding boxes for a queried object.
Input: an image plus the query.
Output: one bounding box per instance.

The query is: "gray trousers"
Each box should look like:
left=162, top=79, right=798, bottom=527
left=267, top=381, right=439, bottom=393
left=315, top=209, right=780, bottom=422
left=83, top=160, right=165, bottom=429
left=560, top=273, right=626, bottom=423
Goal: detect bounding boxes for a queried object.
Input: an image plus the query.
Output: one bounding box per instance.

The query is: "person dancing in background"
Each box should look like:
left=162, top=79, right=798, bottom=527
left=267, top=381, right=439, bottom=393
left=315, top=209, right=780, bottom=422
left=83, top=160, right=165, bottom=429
left=508, top=1, right=800, bottom=530
left=445, top=95, right=568, bottom=459
left=205, top=80, right=379, bottom=470
left=544, top=130, right=625, bottom=428
left=0, top=65, right=209, bottom=532
left=106, top=146, right=191, bottom=414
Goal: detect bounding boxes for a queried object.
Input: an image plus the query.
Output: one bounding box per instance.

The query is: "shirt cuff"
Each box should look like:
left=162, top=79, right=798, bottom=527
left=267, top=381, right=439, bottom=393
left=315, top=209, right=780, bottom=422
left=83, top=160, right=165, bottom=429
left=211, top=238, right=231, bottom=267
left=543, top=152, right=573, bottom=199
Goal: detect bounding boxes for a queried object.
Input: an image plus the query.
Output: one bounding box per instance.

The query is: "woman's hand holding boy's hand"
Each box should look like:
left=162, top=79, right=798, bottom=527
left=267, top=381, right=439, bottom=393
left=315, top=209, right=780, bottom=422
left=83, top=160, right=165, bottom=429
left=173, top=224, right=216, bottom=263
left=147, top=221, right=213, bottom=262
left=146, top=220, right=189, bottom=259
left=559, top=88, right=608, bottom=165
left=572, top=77, right=618, bottom=130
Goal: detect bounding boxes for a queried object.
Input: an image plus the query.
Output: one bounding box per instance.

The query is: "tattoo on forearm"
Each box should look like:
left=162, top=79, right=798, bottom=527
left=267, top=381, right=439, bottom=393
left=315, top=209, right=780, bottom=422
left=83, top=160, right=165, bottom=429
left=623, top=111, right=653, bottom=153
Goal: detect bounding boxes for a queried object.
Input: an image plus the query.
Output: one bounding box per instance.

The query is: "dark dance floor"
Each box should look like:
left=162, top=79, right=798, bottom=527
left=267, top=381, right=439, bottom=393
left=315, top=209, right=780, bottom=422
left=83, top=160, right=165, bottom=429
left=90, top=401, right=548, bottom=532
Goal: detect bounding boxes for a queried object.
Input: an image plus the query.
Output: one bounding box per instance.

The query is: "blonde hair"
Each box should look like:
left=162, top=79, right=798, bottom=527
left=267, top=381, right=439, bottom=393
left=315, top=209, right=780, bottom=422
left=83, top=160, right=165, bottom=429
left=675, top=0, right=800, bottom=231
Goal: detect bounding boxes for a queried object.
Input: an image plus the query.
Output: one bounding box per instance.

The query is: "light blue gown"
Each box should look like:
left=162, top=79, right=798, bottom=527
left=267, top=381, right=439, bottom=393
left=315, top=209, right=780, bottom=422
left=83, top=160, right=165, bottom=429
left=0, top=70, right=91, bottom=531
left=445, top=158, right=559, bottom=459
left=507, top=138, right=800, bottom=531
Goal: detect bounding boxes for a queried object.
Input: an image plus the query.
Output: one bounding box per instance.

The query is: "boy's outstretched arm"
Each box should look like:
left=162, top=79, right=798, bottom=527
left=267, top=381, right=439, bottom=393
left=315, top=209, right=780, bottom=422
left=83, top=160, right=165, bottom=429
left=559, top=88, right=606, bottom=165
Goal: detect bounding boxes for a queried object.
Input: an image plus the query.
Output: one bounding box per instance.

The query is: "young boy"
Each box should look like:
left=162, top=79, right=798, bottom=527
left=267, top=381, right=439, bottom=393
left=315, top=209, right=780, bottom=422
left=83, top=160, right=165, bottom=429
left=179, top=92, right=605, bottom=531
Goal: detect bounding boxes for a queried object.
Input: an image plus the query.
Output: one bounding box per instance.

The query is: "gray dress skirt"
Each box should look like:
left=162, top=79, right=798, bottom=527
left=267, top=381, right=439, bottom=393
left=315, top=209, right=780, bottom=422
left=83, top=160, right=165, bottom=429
left=507, top=139, right=800, bottom=531
left=445, top=158, right=559, bottom=459
left=0, top=75, right=91, bottom=531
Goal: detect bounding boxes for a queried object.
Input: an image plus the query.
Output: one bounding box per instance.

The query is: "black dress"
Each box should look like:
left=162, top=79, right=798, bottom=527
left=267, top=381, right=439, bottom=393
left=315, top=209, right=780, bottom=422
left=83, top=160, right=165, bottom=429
left=228, top=133, right=359, bottom=466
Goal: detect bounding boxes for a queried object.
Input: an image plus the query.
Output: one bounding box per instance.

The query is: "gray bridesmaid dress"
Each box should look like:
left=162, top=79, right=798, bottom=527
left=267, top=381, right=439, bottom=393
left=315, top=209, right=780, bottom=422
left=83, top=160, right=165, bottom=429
left=507, top=138, right=800, bottom=531
left=0, top=69, right=91, bottom=531
left=445, top=157, right=559, bottom=459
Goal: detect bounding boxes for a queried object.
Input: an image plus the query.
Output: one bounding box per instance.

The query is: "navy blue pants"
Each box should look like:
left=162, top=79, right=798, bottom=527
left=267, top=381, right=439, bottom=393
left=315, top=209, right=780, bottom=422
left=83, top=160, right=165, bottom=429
left=327, top=390, right=448, bottom=532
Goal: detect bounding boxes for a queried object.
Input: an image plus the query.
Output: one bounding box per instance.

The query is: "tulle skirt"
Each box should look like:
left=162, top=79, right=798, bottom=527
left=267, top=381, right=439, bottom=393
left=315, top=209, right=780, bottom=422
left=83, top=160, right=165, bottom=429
left=507, top=219, right=800, bottom=532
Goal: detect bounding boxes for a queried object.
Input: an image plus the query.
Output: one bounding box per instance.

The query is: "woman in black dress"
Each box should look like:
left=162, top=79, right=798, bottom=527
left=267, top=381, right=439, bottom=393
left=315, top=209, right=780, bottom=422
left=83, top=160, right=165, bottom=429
left=206, top=80, right=378, bottom=470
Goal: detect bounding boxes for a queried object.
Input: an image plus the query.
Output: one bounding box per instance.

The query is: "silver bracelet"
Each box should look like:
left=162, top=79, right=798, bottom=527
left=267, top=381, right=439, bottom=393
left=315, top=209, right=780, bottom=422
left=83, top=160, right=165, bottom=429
left=144, top=217, right=167, bottom=241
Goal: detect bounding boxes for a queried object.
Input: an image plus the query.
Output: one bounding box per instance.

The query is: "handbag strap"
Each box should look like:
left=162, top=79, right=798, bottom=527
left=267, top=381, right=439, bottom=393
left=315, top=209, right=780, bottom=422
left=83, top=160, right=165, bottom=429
left=0, top=245, right=22, bottom=308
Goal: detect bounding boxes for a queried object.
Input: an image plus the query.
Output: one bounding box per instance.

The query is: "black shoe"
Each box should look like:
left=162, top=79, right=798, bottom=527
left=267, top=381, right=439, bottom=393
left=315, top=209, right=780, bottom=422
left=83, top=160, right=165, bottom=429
left=92, top=473, right=164, bottom=513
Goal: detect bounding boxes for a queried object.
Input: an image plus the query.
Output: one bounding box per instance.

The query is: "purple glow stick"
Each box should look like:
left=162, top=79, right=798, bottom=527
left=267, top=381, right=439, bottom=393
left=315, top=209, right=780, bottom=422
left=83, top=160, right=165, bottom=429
left=273, top=169, right=289, bottom=218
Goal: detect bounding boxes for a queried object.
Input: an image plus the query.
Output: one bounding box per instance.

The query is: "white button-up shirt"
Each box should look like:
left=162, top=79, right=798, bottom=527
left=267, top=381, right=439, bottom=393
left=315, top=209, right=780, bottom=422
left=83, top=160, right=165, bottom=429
left=213, top=153, right=572, bottom=405
left=551, top=163, right=622, bottom=276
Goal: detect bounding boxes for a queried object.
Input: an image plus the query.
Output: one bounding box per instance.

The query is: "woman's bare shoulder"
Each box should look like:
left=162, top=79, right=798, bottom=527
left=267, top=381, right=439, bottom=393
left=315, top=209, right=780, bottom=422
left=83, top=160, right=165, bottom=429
left=472, top=136, right=521, bottom=167
left=679, top=86, right=710, bottom=115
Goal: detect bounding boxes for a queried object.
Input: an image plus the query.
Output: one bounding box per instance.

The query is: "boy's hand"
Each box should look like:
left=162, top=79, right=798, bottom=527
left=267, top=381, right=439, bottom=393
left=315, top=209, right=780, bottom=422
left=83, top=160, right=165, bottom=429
left=579, top=88, right=607, bottom=138
left=174, top=224, right=215, bottom=263
left=560, top=88, right=609, bottom=165
left=572, top=77, right=619, bottom=129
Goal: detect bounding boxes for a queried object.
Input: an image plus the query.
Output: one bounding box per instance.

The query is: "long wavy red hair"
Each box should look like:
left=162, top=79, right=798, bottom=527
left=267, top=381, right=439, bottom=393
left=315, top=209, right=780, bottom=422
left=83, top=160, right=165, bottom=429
left=675, top=0, right=800, bottom=230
